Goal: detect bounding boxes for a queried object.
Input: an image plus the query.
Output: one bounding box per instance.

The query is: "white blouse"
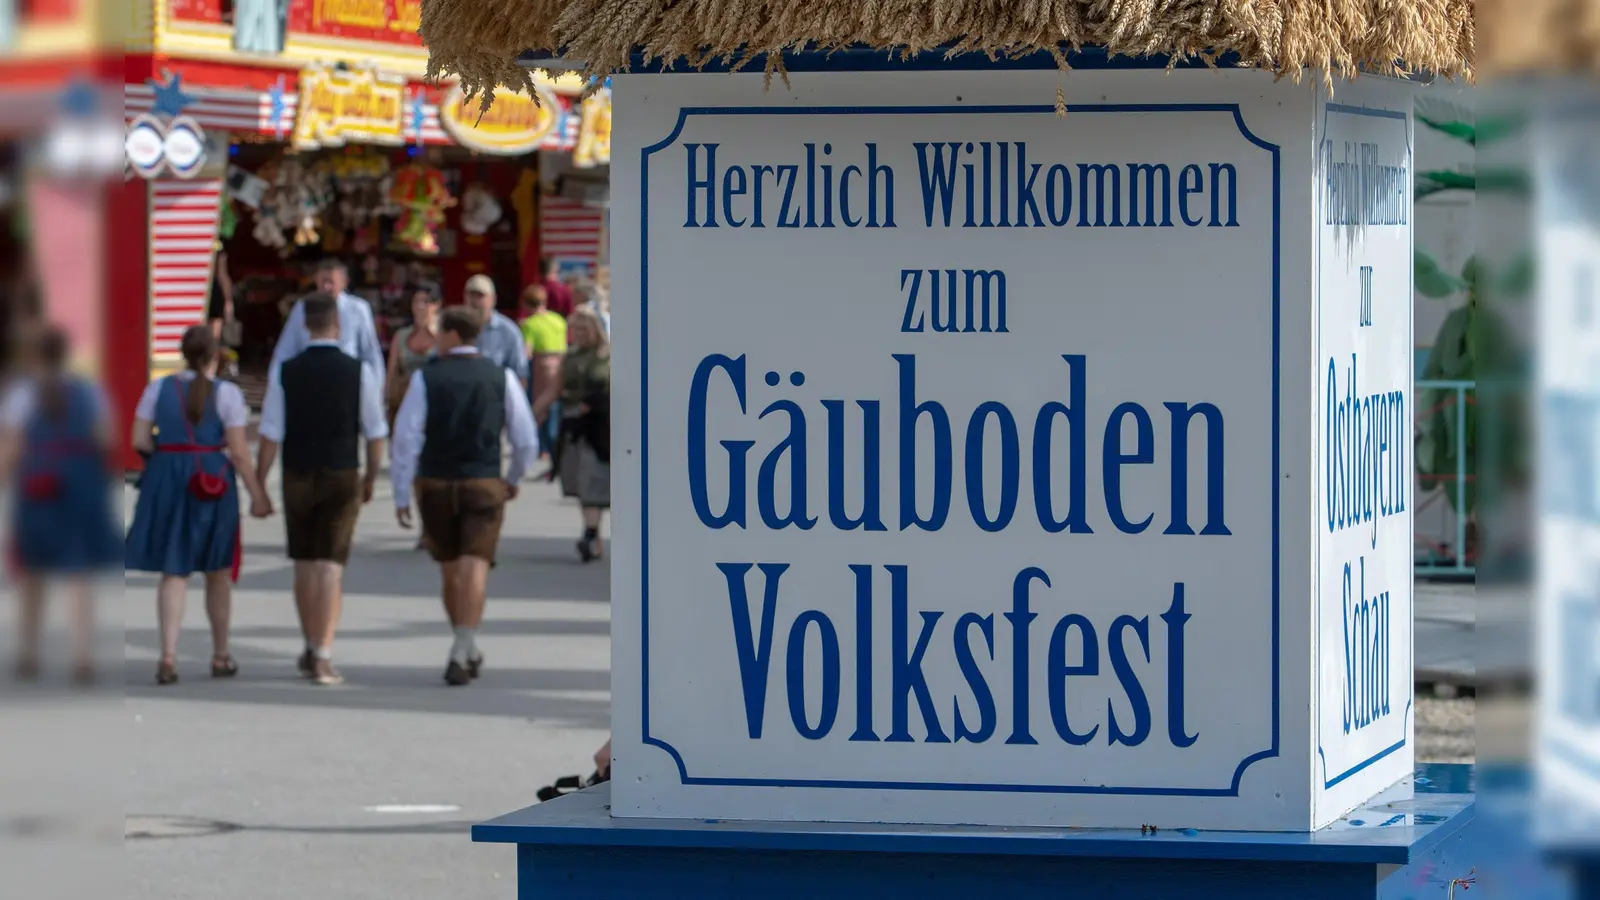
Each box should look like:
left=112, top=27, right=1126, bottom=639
left=0, top=377, right=110, bottom=429
left=134, top=371, right=249, bottom=430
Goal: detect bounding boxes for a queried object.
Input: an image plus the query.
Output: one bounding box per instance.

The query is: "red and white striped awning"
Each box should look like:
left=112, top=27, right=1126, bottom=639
left=125, top=82, right=580, bottom=150
left=148, top=179, right=223, bottom=358
left=540, top=195, right=604, bottom=269
left=125, top=83, right=298, bottom=137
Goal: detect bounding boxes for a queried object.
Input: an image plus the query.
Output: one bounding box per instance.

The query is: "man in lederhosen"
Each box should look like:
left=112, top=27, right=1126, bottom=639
left=256, top=292, right=389, bottom=685
left=389, top=307, right=539, bottom=686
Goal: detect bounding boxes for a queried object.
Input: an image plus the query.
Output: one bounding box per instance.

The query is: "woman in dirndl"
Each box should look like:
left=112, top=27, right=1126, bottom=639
left=0, top=327, right=120, bottom=684
left=555, top=307, right=611, bottom=563
left=125, top=326, right=272, bottom=685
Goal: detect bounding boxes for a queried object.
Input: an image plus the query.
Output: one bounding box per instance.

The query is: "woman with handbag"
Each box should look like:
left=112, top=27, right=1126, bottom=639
left=125, top=326, right=272, bottom=685
left=554, top=308, right=611, bottom=562
left=0, top=327, right=120, bottom=684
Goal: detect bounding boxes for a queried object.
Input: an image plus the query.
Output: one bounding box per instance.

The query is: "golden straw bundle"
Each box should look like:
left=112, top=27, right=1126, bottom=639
left=422, top=0, right=1479, bottom=102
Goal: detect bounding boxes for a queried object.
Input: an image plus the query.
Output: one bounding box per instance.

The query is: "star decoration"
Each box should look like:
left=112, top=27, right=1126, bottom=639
left=146, top=69, right=197, bottom=119
left=267, top=75, right=288, bottom=138
left=58, top=77, right=100, bottom=117
left=409, top=89, right=427, bottom=145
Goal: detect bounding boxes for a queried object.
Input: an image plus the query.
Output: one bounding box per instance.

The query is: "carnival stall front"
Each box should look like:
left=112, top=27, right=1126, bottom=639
left=3, top=0, right=143, bottom=466
left=122, top=0, right=612, bottom=429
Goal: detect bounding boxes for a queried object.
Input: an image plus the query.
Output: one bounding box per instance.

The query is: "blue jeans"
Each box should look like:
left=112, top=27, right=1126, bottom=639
left=543, top=399, right=562, bottom=455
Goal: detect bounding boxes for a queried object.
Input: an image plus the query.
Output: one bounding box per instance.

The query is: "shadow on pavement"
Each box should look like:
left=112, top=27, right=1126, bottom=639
left=118, top=655, right=610, bottom=725
left=125, top=546, right=612, bottom=603
left=211, top=617, right=610, bottom=641
left=241, top=820, right=479, bottom=836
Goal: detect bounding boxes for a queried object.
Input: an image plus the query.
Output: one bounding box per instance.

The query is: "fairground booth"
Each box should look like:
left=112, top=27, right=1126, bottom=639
left=416, top=2, right=1523, bottom=899
left=1, top=1, right=140, bottom=456
left=119, top=0, right=612, bottom=465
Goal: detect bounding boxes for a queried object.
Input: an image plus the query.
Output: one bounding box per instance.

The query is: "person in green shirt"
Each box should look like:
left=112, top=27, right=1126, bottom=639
left=520, top=284, right=567, bottom=454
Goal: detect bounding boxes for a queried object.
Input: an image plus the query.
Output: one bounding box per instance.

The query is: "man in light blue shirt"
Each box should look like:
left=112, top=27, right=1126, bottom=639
left=463, top=274, right=530, bottom=388
left=270, top=258, right=386, bottom=393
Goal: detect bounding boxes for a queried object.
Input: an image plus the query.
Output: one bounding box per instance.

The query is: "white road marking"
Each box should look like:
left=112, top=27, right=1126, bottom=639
left=362, top=804, right=461, bottom=814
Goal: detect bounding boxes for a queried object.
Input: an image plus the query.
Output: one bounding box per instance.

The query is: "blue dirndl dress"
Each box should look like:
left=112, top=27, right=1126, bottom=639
left=124, top=377, right=241, bottom=578
left=11, top=378, right=120, bottom=573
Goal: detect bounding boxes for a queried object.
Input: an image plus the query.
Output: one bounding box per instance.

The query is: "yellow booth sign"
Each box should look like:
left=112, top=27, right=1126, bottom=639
left=439, top=85, right=561, bottom=156
left=294, top=66, right=407, bottom=150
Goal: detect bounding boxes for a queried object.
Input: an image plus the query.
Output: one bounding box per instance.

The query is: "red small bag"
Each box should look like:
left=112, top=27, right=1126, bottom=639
left=21, top=471, right=60, bottom=501
left=188, top=468, right=227, bottom=501
left=177, top=381, right=229, bottom=502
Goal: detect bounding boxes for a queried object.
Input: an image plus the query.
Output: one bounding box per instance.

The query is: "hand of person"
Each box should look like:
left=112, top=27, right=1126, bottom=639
left=396, top=506, right=413, bottom=529
left=503, top=480, right=520, bottom=502
left=250, top=495, right=274, bottom=519
left=362, top=475, right=376, bottom=504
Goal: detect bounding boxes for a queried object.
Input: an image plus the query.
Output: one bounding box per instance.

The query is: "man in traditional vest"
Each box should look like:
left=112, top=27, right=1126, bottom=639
left=390, top=307, right=539, bottom=686
left=256, top=292, right=389, bottom=685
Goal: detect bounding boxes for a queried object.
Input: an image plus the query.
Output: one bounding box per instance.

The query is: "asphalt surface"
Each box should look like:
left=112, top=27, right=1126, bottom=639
left=0, top=466, right=1493, bottom=899
left=119, top=470, right=610, bottom=900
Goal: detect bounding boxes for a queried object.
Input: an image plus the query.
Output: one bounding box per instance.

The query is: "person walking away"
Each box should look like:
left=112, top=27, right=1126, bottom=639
left=271, top=258, right=385, bottom=395
left=572, top=281, right=610, bottom=339
left=255, top=293, right=388, bottom=685
left=519, top=283, right=566, bottom=456
left=390, top=308, right=539, bottom=686
left=539, top=257, right=574, bottom=318
left=556, top=307, right=611, bottom=562
left=462, top=275, right=530, bottom=391
left=126, top=326, right=272, bottom=685
left=386, top=281, right=442, bottom=429
left=0, top=327, right=120, bottom=684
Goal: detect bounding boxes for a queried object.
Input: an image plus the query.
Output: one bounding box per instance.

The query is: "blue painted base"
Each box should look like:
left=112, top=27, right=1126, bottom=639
left=475, top=766, right=1480, bottom=899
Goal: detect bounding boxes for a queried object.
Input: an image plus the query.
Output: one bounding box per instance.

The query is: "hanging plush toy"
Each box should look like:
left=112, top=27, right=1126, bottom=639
left=389, top=162, right=455, bottom=255
left=253, top=200, right=286, bottom=249
left=459, top=183, right=502, bottom=236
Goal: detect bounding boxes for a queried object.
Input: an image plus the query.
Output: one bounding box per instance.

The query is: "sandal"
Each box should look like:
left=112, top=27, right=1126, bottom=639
left=156, top=660, right=179, bottom=685
left=210, top=655, right=239, bottom=679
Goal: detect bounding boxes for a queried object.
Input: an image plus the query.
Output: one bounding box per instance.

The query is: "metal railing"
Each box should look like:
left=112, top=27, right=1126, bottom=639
left=1414, top=379, right=1474, bottom=578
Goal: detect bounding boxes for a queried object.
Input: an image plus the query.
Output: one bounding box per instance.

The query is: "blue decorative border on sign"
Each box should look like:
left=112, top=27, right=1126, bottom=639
left=640, top=103, right=1282, bottom=797
left=1314, top=101, right=1417, bottom=792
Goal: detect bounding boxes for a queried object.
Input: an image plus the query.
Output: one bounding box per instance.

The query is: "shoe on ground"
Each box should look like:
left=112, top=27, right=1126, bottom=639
left=444, top=659, right=472, bottom=686
left=312, top=659, right=344, bottom=686
left=467, top=654, right=484, bottom=680
left=297, top=650, right=315, bottom=679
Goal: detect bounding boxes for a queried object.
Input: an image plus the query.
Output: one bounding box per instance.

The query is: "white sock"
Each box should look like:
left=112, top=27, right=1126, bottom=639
left=312, top=645, right=332, bottom=661
left=450, top=628, right=476, bottom=665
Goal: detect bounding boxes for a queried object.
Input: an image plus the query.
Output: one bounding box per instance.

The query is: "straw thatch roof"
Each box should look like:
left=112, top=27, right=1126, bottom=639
left=1478, top=0, right=1600, bottom=74
left=422, top=0, right=1476, bottom=103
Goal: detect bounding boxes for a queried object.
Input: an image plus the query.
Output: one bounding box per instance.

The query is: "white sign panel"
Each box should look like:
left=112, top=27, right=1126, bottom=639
left=1312, top=84, right=1418, bottom=826
left=1536, top=96, right=1600, bottom=815
left=610, top=70, right=1416, bottom=831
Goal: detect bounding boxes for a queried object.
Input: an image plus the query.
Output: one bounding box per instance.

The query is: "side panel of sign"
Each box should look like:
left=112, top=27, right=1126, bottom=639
left=1312, top=78, right=1418, bottom=828
left=1536, top=97, right=1600, bottom=816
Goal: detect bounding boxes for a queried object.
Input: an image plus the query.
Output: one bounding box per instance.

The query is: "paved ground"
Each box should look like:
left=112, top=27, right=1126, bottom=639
left=118, top=470, right=610, bottom=900
left=1416, top=579, right=1535, bottom=684
left=0, top=465, right=1502, bottom=899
